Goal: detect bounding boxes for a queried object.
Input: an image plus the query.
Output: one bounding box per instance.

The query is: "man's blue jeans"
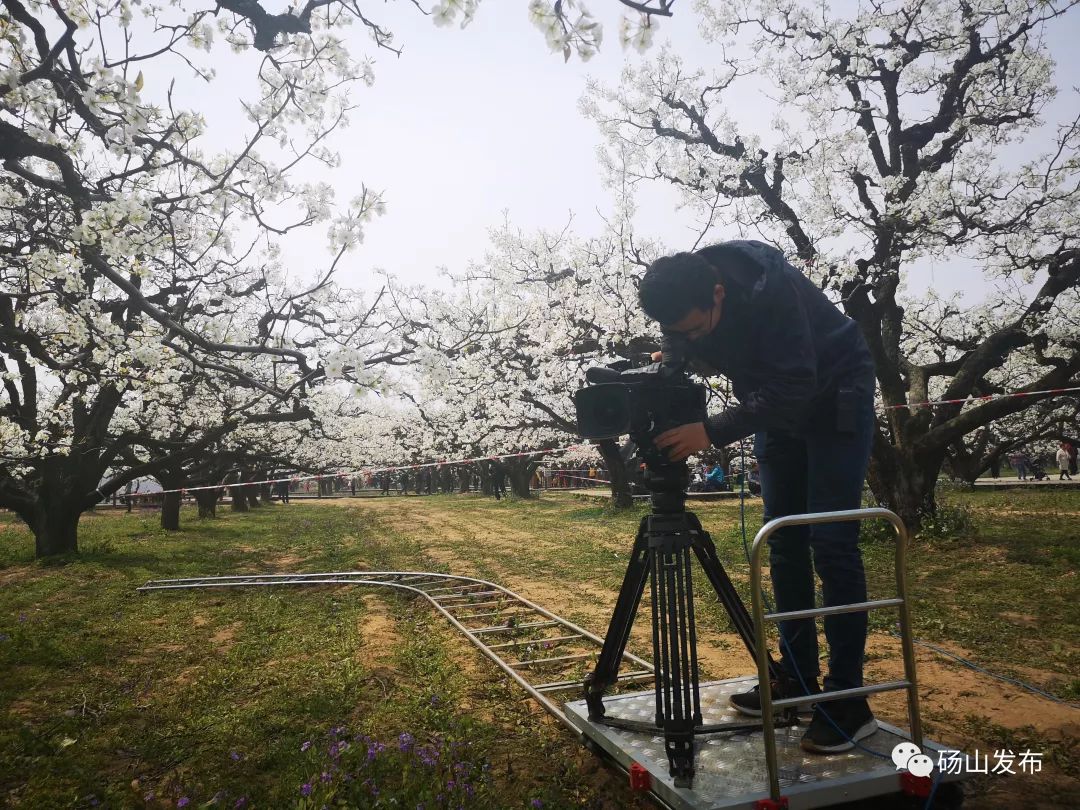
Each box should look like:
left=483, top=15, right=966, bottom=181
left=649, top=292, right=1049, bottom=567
left=753, top=377, right=876, bottom=694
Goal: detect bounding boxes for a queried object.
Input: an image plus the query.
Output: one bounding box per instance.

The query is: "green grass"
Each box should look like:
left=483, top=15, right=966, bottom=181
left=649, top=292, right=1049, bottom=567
left=0, top=507, right=560, bottom=809
left=904, top=488, right=1080, bottom=691
left=0, top=487, right=1077, bottom=808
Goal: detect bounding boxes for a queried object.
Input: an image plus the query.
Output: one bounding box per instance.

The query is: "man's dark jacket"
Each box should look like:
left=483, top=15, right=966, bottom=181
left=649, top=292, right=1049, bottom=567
left=661, top=241, right=874, bottom=448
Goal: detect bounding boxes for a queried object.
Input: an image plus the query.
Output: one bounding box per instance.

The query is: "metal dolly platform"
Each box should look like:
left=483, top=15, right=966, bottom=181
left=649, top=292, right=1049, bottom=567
left=569, top=507, right=963, bottom=809
left=139, top=508, right=964, bottom=809
left=565, top=676, right=956, bottom=809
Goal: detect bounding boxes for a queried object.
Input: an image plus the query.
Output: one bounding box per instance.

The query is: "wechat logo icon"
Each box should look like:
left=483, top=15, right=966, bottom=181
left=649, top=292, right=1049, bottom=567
left=892, top=742, right=934, bottom=778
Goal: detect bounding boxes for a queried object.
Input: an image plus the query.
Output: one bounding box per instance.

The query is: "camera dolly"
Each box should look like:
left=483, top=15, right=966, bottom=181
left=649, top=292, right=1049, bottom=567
left=583, top=456, right=795, bottom=788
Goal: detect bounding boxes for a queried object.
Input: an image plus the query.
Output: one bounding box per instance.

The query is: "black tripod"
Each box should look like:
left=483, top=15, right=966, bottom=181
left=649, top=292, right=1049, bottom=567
left=583, top=455, right=790, bottom=787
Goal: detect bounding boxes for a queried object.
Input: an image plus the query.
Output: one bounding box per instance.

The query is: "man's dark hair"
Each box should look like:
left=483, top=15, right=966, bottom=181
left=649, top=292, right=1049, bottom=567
left=638, top=251, right=720, bottom=325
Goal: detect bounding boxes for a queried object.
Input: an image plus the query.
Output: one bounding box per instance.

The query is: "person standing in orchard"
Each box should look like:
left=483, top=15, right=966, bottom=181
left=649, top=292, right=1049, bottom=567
left=639, top=240, right=878, bottom=754
left=1057, top=442, right=1073, bottom=481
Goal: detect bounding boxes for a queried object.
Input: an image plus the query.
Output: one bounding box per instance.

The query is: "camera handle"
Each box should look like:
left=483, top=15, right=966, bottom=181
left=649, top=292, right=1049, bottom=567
left=582, top=491, right=791, bottom=787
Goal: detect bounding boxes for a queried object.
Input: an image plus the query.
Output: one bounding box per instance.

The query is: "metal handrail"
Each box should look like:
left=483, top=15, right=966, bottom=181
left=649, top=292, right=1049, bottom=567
left=749, top=507, right=922, bottom=802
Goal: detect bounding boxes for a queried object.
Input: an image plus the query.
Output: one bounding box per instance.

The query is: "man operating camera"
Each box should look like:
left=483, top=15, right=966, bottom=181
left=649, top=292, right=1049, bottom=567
left=638, top=240, right=877, bottom=754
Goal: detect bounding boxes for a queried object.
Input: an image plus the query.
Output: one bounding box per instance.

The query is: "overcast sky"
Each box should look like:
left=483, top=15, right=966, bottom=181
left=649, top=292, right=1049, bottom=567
left=187, top=2, right=1078, bottom=297
left=288, top=2, right=708, bottom=291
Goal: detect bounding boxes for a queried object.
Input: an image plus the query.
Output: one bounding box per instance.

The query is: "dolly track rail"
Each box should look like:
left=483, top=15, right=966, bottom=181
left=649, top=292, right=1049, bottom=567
left=138, top=571, right=654, bottom=730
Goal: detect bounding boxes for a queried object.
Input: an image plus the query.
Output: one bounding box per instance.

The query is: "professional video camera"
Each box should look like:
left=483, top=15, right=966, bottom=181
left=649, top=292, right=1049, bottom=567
left=572, top=358, right=707, bottom=450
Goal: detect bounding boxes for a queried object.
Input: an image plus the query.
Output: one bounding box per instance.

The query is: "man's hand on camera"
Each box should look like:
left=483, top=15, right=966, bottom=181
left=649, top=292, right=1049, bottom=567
left=654, top=423, right=711, bottom=462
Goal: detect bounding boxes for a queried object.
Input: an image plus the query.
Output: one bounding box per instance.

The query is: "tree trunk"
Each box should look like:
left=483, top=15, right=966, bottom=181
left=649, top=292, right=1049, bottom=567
left=457, top=467, right=471, bottom=493
left=195, top=489, right=219, bottom=518
left=717, top=447, right=731, bottom=476
left=229, top=486, right=249, bottom=512
left=258, top=483, right=273, bottom=504
left=506, top=459, right=538, bottom=498
left=32, top=505, right=81, bottom=557
left=245, top=485, right=261, bottom=509
left=597, top=440, right=633, bottom=508
left=161, top=490, right=182, bottom=531
left=158, top=472, right=184, bottom=531
left=867, top=440, right=944, bottom=531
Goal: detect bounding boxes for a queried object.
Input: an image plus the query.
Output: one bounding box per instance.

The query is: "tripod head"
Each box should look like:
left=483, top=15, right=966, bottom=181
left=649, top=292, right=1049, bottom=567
left=634, top=440, right=690, bottom=514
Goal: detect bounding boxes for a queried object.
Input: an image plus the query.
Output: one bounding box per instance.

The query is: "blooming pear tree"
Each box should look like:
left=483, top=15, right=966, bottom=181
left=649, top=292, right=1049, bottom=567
left=412, top=214, right=734, bottom=504
left=0, top=0, right=456, bottom=555
left=903, top=295, right=1080, bottom=481
left=584, top=0, right=1080, bottom=526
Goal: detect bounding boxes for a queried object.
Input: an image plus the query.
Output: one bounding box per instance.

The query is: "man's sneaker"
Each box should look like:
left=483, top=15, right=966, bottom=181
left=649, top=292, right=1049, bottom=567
left=729, top=674, right=821, bottom=718
left=800, top=699, right=878, bottom=753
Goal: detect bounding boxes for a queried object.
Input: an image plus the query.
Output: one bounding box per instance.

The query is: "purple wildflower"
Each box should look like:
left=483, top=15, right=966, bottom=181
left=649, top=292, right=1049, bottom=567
left=177, top=798, right=190, bottom=808
left=417, top=746, right=439, bottom=767
left=230, top=750, right=242, bottom=761
left=143, top=793, right=155, bottom=802
left=398, top=732, right=414, bottom=751
left=531, top=799, right=544, bottom=809
left=366, top=741, right=385, bottom=762
left=320, top=771, right=333, bottom=783
left=300, top=783, right=313, bottom=797
left=234, top=797, right=248, bottom=809
left=18, top=614, right=27, bottom=623
left=429, top=694, right=441, bottom=707
left=0, top=634, right=9, bottom=642
left=300, top=740, right=312, bottom=752
left=328, top=742, right=340, bottom=759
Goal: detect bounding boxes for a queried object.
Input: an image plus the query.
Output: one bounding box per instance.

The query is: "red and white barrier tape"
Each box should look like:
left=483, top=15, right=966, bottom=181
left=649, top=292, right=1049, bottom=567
left=549, top=474, right=613, bottom=486
left=542, top=469, right=611, bottom=474
left=113, top=384, right=1078, bottom=500
left=886, top=385, right=1080, bottom=410
left=115, top=444, right=590, bottom=499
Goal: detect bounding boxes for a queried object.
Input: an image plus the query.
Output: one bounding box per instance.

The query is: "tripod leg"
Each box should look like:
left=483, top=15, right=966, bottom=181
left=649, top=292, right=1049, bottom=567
left=688, top=514, right=784, bottom=684
left=651, top=538, right=700, bottom=787
left=584, top=518, right=651, bottom=720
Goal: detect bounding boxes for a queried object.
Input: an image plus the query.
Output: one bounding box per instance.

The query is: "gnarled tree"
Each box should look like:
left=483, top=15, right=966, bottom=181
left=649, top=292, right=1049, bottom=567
left=585, top=0, right=1080, bottom=526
